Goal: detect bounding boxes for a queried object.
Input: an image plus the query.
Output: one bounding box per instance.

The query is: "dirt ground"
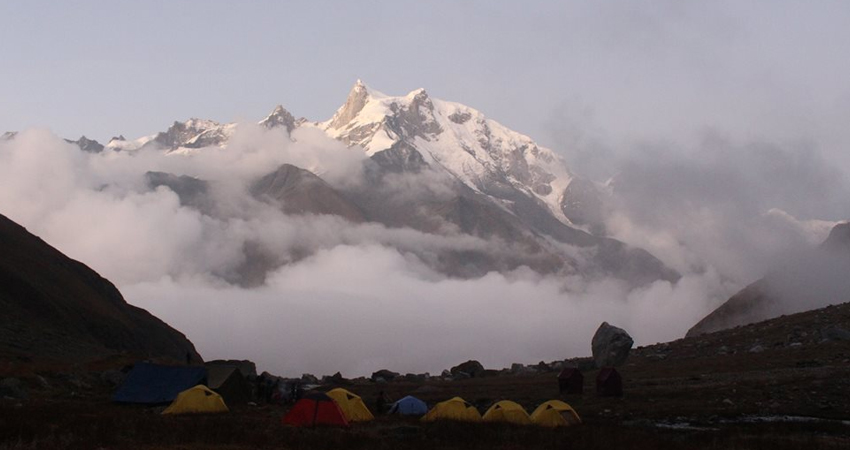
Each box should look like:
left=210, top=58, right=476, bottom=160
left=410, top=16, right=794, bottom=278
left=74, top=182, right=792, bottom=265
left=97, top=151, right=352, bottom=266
left=2, top=302, right=850, bottom=449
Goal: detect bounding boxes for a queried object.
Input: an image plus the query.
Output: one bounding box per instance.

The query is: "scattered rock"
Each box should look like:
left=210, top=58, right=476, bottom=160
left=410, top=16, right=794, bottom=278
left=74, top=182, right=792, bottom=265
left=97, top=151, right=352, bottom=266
left=34, top=375, right=51, bottom=390
left=450, top=360, right=485, bottom=378
left=100, top=369, right=126, bottom=387
left=0, top=378, right=28, bottom=400
left=571, top=357, right=597, bottom=372
left=592, top=322, right=634, bottom=367
left=722, top=399, right=734, bottom=406
left=481, top=369, right=499, bottom=378
left=402, top=373, right=428, bottom=383
left=414, top=385, right=440, bottom=394
left=452, top=371, right=471, bottom=380
left=821, top=326, right=850, bottom=342
left=300, top=373, right=319, bottom=384
left=795, top=360, right=823, bottom=368
left=323, top=372, right=351, bottom=385
left=63, top=373, right=92, bottom=391
left=510, top=363, right=538, bottom=376
left=370, top=369, right=400, bottom=383
left=749, top=345, right=765, bottom=354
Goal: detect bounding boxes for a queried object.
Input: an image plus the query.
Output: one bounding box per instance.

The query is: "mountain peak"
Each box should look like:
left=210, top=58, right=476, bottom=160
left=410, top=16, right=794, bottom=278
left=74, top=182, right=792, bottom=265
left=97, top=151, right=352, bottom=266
left=407, top=87, right=427, bottom=98
left=821, top=221, right=850, bottom=254
left=328, top=80, right=379, bottom=129
left=351, top=79, right=385, bottom=97
left=260, top=105, right=297, bottom=132
left=64, top=135, right=104, bottom=153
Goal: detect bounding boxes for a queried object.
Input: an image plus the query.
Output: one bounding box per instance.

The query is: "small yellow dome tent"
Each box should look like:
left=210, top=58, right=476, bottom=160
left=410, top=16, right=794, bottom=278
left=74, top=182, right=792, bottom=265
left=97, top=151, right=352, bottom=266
left=421, top=397, right=481, bottom=423
left=530, top=400, right=581, bottom=427
left=482, top=400, right=531, bottom=425
left=325, top=388, right=374, bottom=422
left=162, top=385, right=229, bottom=415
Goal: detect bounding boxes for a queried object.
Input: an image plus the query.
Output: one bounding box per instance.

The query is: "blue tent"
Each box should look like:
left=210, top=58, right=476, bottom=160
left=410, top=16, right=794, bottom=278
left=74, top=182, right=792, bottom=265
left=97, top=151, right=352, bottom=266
left=389, top=395, right=428, bottom=416
left=112, top=362, right=207, bottom=404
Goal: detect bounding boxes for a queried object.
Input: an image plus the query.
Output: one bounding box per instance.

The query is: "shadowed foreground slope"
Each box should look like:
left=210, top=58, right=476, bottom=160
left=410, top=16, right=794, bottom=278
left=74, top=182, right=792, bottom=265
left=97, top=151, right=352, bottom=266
left=0, top=212, right=200, bottom=364
left=1, top=301, right=849, bottom=449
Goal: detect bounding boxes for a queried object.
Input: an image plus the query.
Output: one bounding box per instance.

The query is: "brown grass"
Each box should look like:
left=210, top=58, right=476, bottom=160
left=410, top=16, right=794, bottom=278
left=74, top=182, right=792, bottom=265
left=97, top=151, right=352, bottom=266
left=2, top=398, right=849, bottom=450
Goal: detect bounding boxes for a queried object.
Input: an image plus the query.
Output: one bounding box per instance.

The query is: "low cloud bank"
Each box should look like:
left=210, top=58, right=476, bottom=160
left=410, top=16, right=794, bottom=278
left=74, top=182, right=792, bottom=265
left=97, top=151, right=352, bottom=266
left=124, top=245, right=720, bottom=377
left=1, top=125, right=842, bottom=376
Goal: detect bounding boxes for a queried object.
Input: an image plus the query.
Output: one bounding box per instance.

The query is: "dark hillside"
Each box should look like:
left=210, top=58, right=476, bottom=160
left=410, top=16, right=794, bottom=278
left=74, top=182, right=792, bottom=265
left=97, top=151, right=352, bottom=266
left=688, top=221, right=850, bottom=336
left=0, top=212, right=200, bottom=365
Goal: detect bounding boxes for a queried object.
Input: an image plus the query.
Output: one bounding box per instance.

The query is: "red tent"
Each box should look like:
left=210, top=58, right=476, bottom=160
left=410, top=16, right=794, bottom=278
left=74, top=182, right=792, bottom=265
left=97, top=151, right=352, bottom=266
left=596, top=368, right=623, bottom=397
left=281, top=392, right=349, bottom=427
left=558, top=368, right=584, bottom=394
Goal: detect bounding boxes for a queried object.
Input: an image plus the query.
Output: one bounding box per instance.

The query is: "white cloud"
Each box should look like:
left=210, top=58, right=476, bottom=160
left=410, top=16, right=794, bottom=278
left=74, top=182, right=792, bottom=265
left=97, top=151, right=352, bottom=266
left=0, top=126, right=842, bottom=377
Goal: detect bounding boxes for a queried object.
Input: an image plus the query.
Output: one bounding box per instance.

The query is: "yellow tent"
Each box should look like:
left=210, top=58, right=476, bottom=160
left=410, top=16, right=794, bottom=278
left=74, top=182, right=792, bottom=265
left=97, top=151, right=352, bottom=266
left=530, top=400, right=581, bottom=427
left=482, top=400, right=532, bottom=425
left=326, top=388, right=374, bottom=422
left=421, top=397, right=481, bottom=423
left=162, top=385, right=229, bottom=415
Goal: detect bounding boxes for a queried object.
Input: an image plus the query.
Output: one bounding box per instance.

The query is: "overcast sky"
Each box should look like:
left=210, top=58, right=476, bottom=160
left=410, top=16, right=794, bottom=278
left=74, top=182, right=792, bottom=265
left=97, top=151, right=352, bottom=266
left=2, top=1, right=850, bottom=169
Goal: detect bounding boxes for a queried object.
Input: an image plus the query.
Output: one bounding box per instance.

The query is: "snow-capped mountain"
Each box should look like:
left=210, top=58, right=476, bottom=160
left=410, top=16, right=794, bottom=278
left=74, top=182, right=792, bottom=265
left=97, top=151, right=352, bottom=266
left=64, top=136, right=104, bottom=153
left=30, top=80, right=678, bottom=286
left=259, top=105, right=304, bottom=132
left=95, top=81, right=577, bottom=226
left=103, top=119, right=237, bottom=154
left=319, top=80, right=573, bottom=223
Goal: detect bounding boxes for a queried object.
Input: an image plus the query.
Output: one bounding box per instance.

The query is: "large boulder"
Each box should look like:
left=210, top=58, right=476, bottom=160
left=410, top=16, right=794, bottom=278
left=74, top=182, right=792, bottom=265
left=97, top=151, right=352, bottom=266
left=323, top=372, right=352, bottom=385
left=591, top=322, right=634, bottom=367
left=450, top=360, right=485, bottom=378
left=821, top=326, right=850, bottom=342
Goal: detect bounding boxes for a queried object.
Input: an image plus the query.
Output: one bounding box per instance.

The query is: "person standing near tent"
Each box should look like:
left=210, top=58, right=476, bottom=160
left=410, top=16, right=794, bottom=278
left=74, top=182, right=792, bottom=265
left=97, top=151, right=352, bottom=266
left=257, top=374, right=267, bottom=403
left=294, top=382, right=304, bottom=402
left=375, top=390, right=388, bottom=415
left=270, top=379, right=282, bottom=404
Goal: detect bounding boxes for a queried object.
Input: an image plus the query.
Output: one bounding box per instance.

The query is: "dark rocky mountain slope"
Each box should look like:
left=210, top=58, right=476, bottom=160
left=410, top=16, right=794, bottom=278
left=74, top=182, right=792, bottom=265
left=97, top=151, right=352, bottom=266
left=0, top=212, right=201, bottom=364
left=250, top=164, right=366, bottom=223
left=688, top=221, right=850, bottom=336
